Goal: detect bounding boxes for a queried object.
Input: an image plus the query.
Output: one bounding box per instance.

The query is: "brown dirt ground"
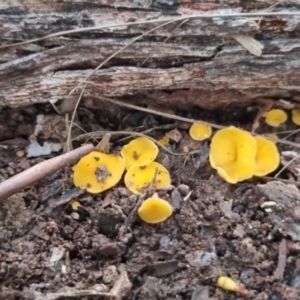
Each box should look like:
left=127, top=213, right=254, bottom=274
left=1, top=102, right=300, bottom=300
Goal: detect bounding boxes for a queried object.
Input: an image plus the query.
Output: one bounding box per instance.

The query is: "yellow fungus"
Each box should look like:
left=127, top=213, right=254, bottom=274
left=263, top=109, right=287, bottom=127
left=209, top=127, right=257, bottom=184
left=124, top=162, right=171, bottom=195
left=70, top=200, right=90, bottom=218
left=254, top=136, right=280, bottom=176
left=217, top=276, right=248, bottom=296
left=72, top=151, right=125, bottom=194
left=138, top=196, right=173, bottom=224
left=292, top=109, right=300, bottom=126
left=189, top=123, right=212, bottom=141
left=121, top=137, right=159, bottom=170
left=158, top=136, right=170, bottom=146
left=71, top=200, right=81, bottom=210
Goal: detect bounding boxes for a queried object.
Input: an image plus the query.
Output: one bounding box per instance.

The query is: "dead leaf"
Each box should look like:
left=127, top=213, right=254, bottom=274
left=165, top=129, right=182, bottom=143
left=232, top=34, right=263, bottom=56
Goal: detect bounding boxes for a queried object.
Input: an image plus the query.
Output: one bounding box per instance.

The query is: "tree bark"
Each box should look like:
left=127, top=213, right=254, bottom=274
left=0, top=1, right=300, bottom=110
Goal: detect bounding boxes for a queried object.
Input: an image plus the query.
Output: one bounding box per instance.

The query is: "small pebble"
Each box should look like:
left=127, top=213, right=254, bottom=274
left=160, top=235, right=171, bottom=248
left=171, top=188, right=182, bottom=210
left=191, top=286, right=209, bottom=300
left=71, top=212, right=80, bottom=220
left=103, top=265, right=118, bottom=284
left=177, top=184, right=190, bottom=196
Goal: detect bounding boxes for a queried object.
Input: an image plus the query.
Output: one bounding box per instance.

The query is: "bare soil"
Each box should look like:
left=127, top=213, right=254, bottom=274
left=1, top=102, right=300, bottom=300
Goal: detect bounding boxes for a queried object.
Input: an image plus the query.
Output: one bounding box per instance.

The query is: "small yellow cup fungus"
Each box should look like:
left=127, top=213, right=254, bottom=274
left=217, top=276, right=248, bottom=296
left=292, top=109, right=300, bottom=125
left=189, top=123, right=212, bottom=141
left=254, top=136, right=280, bottom=176
left=209, top=127, right=257, bottom=184
left=263, top=109, right=287, bottom=127
left=138, top=196, right=173, bottom=224
left=72, top=151, right=125, bottom=193
left=158, top=136, right=170, bottom=146
left=121, top=137, right=159, bottom=170
left=124, top=162, right=171, bottom=195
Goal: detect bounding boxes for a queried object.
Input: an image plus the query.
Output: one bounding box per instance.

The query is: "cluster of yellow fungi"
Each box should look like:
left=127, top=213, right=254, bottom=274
left=72, top=109, right=291, bottom=222
left=209, top=127, right=280, bottom=184
left=263, top=108, right=300, bottom=127
left=72, top=137, right=173, bottom=224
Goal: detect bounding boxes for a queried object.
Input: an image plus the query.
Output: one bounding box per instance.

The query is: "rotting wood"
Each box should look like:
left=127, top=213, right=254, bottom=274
left=0, top=1, right=300, bottom=110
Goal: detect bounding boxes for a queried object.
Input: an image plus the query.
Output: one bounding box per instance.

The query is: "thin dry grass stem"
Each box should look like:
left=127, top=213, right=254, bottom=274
left=281, top=128, right=300, bottom=140
left=2, top=12, right=300, bottom=49
left=37, top=271, right=131, bottom=300
left=88, top=94, right=224, bottom=129
left=141, top=19, right=189, bottom=66
left=264, top=130, right=298, bottom=135
left=65, top=86, right=86, bottom=152
left=74, top=130, right=188, bottom=156
left=274, top=152, right=300, bottom=179
left=0, top=144, right=94, bottom=202
left=69, top=19, right=182, bottom=96
left=70, top=121, right=99, bottom=143
left=273, top=238, right=287, bottom=279
left=116, top=124, right=176, bottom=144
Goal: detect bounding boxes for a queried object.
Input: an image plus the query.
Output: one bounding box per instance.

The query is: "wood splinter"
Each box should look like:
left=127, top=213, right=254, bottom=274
left=0, top=144, right=94, bottom=202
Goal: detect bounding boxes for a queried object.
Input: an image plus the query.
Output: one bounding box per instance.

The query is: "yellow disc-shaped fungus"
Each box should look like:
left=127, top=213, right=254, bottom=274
left=138, top=196, right=173, bottom=224
left=125, top=162, right=171, bottom=195
left=209, top=127, right=257, bottom=184
left=254, top=136, right=280, bottom=176
left=121, top=137, right=159, bottom=170
left=292, top=109, right=300, bottom=126
left=263, top=109, right=287, bottom=127
left=72, top=151, right=125, bottom=193
left=189, top=123, right=212, bottom=141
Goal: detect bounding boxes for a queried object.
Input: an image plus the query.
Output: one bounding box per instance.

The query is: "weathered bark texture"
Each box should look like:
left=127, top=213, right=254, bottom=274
left=0, top=1, right=300, bottom=110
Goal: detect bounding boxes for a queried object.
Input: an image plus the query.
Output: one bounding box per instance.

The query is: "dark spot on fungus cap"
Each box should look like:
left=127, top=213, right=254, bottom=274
left=95, top=165, right=111, bottom=182
left=121, top=137, right=158, bottom=170
left=94, top=156, right=100, bottom=161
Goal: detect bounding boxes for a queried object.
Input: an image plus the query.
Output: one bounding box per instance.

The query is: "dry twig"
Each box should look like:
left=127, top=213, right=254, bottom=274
left=0, top=144, right=94, bottom=202
left=274, top=238, right=287, bottom=279
left=36, top=271, right=131, bottom=300
left=87, top=94, right=224, bottom=129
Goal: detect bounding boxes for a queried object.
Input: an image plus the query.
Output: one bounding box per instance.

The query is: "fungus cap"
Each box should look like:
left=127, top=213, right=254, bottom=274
left=263, top=109, right=287, bottom=127
left=189, top=123, right=212, bottom=141
left=209, top=127, right=257, bottom=184
left=124, top=161, right=171, bottom=195
left=292, top=109, right=300, bottom=126
left=254, top=136, right=280, bottom=176
left=138, top=196, right=173, bottom=224
left=121, top=137, right=158, bottom=170
left=72, top=151, right=125, bottom=193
